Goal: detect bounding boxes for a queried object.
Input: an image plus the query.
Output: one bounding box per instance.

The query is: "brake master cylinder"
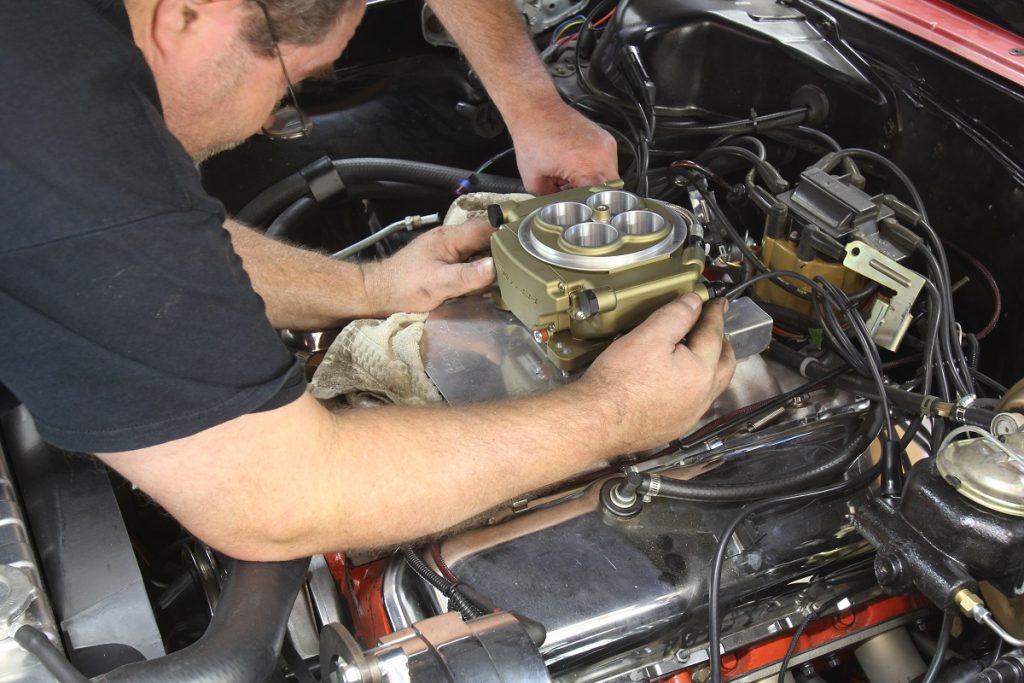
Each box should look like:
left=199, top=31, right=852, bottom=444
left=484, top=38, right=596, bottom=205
left=488, top=185, right=708, bottom=370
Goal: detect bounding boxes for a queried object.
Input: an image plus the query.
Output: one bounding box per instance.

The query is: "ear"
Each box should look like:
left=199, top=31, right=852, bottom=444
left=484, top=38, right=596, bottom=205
left=150, top=0, right=251, bottom=55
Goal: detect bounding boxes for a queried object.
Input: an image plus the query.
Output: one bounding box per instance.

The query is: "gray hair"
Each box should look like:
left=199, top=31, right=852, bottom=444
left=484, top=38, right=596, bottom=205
left=243, top=0, right=359, bottom=56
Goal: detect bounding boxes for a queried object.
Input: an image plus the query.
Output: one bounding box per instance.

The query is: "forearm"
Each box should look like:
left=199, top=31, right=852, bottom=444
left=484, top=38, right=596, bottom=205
left=100, top=389, right=625, bottom=561
left=427, top=0, right=563, bottom=128
left=309, top=387, right=623, bottom=553
left=225, top=219, right=383, bottom=329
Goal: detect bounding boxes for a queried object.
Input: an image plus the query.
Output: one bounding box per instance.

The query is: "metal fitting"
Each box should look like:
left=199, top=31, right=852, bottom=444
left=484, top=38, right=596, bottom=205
left=954, top=588, right=986, bottom=622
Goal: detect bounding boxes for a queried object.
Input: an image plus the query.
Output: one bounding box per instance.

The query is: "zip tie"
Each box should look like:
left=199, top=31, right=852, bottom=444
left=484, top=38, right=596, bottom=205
left=920, top=395, right=940, bottom=417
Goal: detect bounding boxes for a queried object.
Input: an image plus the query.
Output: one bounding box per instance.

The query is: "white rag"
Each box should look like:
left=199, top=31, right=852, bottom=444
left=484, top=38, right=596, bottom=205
left=310, top=192, right=534, bottom=406
left=310, top=313, right=442, bottom=405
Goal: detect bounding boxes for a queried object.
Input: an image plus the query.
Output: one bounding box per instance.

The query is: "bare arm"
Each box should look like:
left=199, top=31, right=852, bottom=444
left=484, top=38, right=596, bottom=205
left=427, top=0, right=618, bottom=194
left=96, top=295, right=734, bottom=561
left=225, top=219, right=496, bottom=329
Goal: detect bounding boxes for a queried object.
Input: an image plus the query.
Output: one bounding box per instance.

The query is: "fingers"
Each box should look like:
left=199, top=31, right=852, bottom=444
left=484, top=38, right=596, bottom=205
left=522, top=174, right=561, bottom=196
left=631, top=293, right=704, bottom=347
left=436, top=221, right=496, bottom=261
left=685, top=298, right=728, bottom=367
left=569, top=172, right=609, bottom=188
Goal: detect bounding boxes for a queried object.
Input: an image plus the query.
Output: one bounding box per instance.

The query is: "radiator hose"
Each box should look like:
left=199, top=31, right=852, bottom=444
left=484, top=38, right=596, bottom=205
left=94, top=558, right=309, bottom=683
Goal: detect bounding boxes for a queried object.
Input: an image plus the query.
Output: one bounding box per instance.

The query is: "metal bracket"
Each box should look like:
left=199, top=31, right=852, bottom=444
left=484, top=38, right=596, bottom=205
left=842, top=240, right=925, bottom=351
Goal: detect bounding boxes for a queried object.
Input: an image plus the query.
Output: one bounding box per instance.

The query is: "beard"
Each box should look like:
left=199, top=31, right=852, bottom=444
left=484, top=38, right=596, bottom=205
left=159, top=40, right=268, bottom=164
left=190, top=138, right=246, bottom=165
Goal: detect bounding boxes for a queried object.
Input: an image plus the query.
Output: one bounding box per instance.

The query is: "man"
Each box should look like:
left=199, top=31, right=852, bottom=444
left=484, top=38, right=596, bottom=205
left=0, top=0, right=735, bottom=561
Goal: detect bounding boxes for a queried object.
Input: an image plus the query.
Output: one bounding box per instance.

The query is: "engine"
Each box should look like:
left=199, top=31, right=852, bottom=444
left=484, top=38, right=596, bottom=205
left=311, top=2, right=1024, bottom=681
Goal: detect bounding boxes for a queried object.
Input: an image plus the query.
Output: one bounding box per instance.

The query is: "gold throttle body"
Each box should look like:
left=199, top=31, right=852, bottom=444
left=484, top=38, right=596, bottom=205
left=487, top=185, right=709, bottom=371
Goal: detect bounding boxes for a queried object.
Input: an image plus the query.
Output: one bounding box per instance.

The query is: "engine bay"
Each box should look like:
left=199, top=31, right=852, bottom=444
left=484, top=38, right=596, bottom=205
left=3, top=0, right=1024, bottom=681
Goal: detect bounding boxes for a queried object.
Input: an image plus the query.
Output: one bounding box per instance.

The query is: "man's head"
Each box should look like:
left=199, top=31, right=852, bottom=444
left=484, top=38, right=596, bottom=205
left=125, top=0, right=365, bottom=161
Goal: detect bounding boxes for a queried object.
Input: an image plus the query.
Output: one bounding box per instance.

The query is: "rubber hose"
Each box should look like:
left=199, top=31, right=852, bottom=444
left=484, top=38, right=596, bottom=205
left=639, top=405, right=884, bottom=502
left=976, top=650, right=1024, bottom=683
left=265, top=196, right=317, bottom=240
left=96, top=558, right=309, bottom=683
left=343, top=181, right=450, bottom=203
left=236, top=173, right=307, bottom=226
left=14, top=626, right=89, bottom=683
left=332, top=158, right=523, bottom=193
left=236, top=158, right=523, bottom=228
left=965, top=333, right=980, bottom=371
left=262, top=182, right=450, bottom=242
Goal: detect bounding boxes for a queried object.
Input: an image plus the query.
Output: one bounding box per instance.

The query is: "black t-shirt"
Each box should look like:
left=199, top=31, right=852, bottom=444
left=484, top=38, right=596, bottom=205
left=0, top=0, right=305, bottom=452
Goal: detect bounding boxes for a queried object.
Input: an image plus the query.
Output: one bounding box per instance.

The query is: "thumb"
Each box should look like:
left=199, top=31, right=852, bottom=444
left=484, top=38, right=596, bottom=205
left=632, top=293, right=704, bottom=346
left=446, top=257, right=495, bottom=298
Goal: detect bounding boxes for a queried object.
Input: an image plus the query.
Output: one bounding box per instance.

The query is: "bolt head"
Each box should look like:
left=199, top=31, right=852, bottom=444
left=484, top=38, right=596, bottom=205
left=874, top=553, right=905, bottom=587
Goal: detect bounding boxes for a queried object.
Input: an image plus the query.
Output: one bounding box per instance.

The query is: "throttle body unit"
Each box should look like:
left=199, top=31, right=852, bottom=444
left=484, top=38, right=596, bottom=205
left=488, top=185, right=708, bottom=370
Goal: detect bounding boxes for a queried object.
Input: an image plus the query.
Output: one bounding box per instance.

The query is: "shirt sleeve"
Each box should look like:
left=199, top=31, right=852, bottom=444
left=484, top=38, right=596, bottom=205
left=0, top=209, right=306, bottom=453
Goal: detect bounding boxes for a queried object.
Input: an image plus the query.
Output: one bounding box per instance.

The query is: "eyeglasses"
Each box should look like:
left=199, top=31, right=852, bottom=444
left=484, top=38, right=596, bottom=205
left=254, top=1, right=314, bottom=140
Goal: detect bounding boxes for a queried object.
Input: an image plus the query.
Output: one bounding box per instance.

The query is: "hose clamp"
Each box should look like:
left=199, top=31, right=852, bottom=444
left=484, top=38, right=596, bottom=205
left=920, top=395, right=939, bottom=418
left=643, top=474, right=662, bottom=503
left=954, top=394, right=976, bottom=424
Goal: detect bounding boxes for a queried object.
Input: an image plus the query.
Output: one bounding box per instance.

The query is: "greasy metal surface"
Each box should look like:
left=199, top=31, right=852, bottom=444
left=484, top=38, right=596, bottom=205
left=386, top=414, right=873, bottom=676
left=900, top=459, right=1024, bottom=596
left=422, top=295, right=567, bottom=405
left=0, top=414, right=60, bottom=682
left=855, top=493, right=973, bottom=609
left=937, top=432, right=1024, bottom=517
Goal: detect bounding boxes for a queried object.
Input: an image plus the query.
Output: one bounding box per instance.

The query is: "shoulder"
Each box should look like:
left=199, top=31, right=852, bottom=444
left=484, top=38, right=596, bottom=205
left=0, top=0, right=221, bottom=251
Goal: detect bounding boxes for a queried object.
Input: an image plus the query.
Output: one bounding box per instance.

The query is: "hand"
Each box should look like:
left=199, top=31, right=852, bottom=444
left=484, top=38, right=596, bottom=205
left=575, top=294, right=736, bottom=453
left=509, top=99, right=619, bottom=195
left=361, top=220, right=496, bottom=314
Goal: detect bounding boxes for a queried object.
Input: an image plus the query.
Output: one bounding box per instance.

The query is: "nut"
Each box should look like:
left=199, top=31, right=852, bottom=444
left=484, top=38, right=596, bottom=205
left=953, top=589, right=985, bottom=620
